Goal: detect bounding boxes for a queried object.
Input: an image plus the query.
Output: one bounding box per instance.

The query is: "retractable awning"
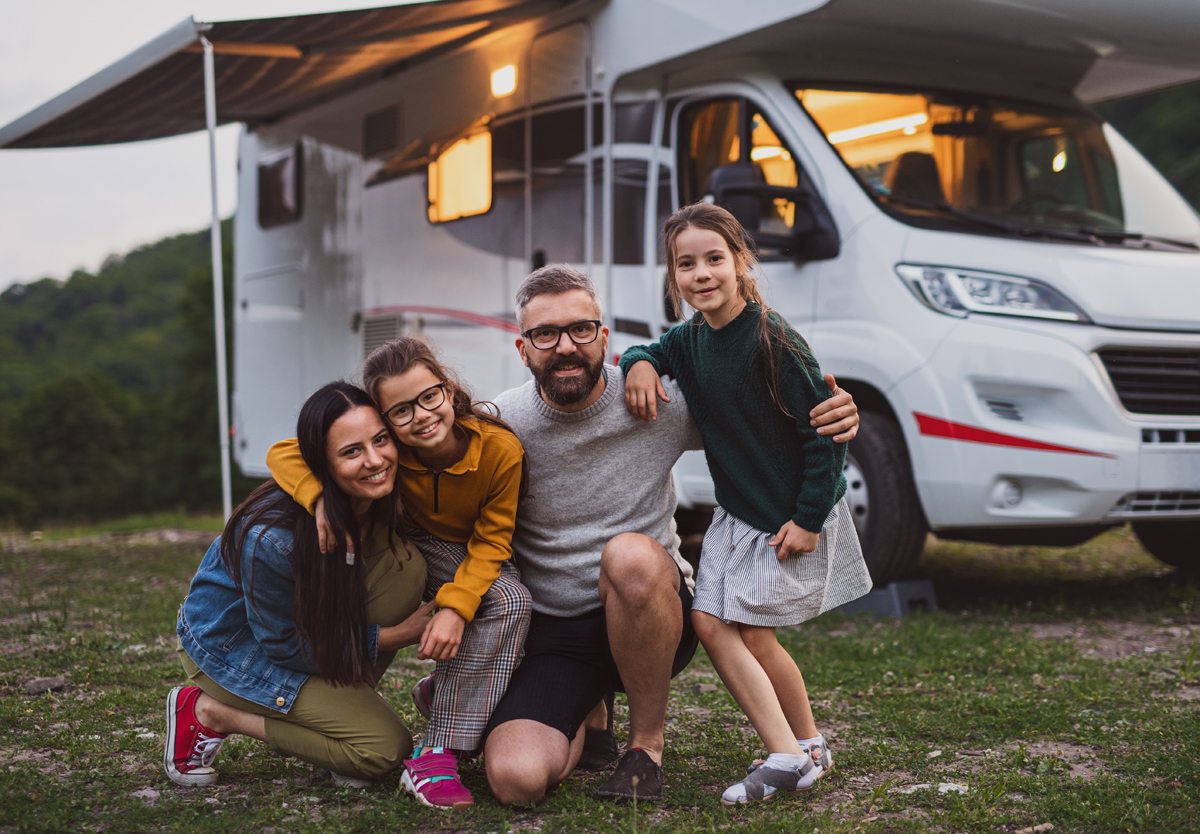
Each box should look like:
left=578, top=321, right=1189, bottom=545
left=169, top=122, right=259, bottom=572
left=0, top=0, right=571, bottom=149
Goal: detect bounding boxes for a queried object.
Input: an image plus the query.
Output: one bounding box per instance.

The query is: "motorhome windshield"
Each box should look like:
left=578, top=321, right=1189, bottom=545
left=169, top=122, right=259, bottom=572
left=793, top=87, right=1199, bottom=248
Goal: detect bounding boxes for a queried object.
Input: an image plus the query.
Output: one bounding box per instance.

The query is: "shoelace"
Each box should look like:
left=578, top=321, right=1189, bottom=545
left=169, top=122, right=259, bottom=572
left=189, top=733, right=225, bottom=768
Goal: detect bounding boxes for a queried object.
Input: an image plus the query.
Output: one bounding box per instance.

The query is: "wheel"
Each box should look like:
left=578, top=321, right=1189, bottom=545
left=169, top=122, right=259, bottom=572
left=845, top=412, right=928, bottom=583
left=1133, top=520, right=1200, bottom=575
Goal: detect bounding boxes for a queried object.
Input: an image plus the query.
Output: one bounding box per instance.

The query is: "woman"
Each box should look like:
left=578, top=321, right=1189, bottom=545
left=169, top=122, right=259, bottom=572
left=165, top=381, right=433, bottom=787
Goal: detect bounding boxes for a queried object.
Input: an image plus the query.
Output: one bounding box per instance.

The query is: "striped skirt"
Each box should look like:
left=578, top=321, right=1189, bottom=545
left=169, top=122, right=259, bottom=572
left=692, top=497, right=872, bottom=627
left=405, top=528, right=532, bottom=753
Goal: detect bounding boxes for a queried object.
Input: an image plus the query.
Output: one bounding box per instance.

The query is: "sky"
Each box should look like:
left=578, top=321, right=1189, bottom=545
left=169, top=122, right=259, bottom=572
left=0, top=1, right=418, bottom=291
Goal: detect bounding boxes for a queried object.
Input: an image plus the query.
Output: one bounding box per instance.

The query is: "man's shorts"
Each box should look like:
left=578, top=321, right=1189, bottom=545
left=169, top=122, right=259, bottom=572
left=484, top=564, right=698, bottom=742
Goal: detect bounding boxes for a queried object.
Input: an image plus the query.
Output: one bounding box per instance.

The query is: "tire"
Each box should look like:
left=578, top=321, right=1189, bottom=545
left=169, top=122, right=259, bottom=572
left=1132, top=520, right=1200, bottom=575
left=845, top=411, right=928, bottom=583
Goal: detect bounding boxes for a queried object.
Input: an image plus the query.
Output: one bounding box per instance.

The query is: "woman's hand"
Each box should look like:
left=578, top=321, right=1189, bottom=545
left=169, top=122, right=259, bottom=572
left=810, top=374, right=859, bottom=442
left=624, top=360, right=670, bottom=422
left=419, top=608, right=466, bottom=661
left=377, top=600, right=437, bottom=652
left=770, top=520, right=819, bottom=560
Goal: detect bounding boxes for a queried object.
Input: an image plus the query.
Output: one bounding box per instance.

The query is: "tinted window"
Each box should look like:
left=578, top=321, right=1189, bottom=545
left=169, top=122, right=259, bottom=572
left=258, top=144, right=303, bottom=228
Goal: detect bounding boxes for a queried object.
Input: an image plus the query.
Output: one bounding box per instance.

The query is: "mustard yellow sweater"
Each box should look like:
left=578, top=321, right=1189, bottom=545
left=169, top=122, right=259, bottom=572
left=266, top=417, right=523, bottom=622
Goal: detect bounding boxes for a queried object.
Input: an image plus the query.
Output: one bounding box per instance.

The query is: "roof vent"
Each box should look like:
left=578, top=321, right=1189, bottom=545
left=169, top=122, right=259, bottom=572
left=363, top=106, right=400, bottom=159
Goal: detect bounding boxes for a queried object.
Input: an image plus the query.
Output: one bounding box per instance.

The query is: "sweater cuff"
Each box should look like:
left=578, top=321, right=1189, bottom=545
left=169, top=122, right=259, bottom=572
left=618, top=348, right=662, bottom=376
left=435, top=584, right=482, bottom=624
left=791, top=506, right=831, bottom=535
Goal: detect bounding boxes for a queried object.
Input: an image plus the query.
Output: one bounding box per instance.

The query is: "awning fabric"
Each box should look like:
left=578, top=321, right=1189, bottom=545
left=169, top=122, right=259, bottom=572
left=0, top=0, right=569, bottom=149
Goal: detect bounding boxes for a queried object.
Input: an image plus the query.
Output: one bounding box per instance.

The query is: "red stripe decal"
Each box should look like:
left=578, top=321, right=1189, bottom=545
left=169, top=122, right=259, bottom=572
left=360, top=305, right=520, bottom=334
left=913, top=412, right=1114, bottom=458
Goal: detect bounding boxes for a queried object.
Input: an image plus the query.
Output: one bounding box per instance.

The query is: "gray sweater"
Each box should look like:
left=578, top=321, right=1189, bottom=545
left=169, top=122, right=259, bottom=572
left=494, top=365, right=703, bottom=617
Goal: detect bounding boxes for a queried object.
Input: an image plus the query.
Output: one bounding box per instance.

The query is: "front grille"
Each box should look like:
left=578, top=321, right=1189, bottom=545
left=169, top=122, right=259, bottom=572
left=1142, top=428, right=1200, bottom=444
left=1110, top=491, right=1200, bottom=516
left=1097, top=348, right=1200, bottom=415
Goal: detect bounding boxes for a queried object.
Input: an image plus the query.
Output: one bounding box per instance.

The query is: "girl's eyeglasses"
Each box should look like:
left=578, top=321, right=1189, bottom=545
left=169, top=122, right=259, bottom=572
left=383, top=383, right=447, bottom=427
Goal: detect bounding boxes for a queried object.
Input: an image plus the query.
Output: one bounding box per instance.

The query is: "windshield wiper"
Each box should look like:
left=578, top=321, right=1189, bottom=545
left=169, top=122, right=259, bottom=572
left=1076, top=227, right=1199, bottom=251
left=878, top=193, right=1100, bottom=244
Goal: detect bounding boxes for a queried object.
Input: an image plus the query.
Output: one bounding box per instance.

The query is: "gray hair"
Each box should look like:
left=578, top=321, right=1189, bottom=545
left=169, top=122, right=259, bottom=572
left=514, top=264, right=602, bottom=329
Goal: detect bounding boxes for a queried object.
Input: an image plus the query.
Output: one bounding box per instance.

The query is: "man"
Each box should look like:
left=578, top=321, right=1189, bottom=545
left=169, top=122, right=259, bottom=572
left=483, top=265, right=859, bottom=805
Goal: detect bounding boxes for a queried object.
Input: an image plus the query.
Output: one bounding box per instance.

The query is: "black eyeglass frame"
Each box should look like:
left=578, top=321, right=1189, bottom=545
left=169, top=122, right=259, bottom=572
left=382, top=382, right=448, bottom=427
left=520, top=319, right=604, bottom=350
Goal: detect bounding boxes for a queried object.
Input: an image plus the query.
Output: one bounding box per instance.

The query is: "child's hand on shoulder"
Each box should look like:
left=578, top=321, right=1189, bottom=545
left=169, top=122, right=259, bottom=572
left=770, top=520, right=819, bottom=560
left=419, top=608, right=466, bottom=661
left=624, top=360, right=671, bottom=422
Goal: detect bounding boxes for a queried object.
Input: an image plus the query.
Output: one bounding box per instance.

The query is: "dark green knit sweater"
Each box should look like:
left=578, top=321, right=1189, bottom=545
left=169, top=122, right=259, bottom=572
left=619, top=303, right=846, bottom=534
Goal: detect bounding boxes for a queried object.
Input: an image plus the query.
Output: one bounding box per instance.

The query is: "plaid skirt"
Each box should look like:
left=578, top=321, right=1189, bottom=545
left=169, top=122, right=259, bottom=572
left=691, top=497, right=872, bottom=627
left=405, top=528, right=531, bottom=752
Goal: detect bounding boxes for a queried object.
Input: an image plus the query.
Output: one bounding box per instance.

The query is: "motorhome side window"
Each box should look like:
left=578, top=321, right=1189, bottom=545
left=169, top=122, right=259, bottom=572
left=793, top=87, right=1125, bottom=236
left=258, top=144, right=303, bottom=228
left=677, top=99, right=804, bottom=252
left=428, top=131, right=492, bottom=222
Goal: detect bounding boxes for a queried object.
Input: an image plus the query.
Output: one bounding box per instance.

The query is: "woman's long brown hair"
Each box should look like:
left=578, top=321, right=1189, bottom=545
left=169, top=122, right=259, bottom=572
left=219, top=381, right=404, bottom=687
left=363, top=335, right=528, bottom=496
left=662, top=202, right=814, bottom=417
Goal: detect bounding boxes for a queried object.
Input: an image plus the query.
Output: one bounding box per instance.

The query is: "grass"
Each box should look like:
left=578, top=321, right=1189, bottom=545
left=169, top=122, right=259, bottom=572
left=0, top=512, right=225, bottom=543
left=1, top=526, right=1198, bottom=833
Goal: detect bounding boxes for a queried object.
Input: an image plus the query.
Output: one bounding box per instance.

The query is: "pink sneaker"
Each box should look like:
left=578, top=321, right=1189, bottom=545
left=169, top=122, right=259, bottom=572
left=163, top=686, right=227, bottom=787
left=401, top=747, right=474, bottom=809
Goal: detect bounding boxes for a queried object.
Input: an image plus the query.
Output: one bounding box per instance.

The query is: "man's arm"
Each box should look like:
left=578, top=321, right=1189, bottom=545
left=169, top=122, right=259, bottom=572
left=811, top=374, right=858, bottom=443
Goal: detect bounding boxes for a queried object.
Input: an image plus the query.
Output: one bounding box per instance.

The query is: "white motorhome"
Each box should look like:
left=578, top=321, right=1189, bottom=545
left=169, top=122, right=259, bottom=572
left=5, top=0, right=1200, bottom=579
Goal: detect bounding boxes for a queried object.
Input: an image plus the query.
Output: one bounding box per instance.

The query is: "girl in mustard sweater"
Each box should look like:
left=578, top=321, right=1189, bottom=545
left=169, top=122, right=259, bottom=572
left=267, top=337, right=530, bottom=810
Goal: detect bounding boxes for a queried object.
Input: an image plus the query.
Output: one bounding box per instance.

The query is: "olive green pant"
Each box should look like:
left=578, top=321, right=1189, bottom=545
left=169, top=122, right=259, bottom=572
left=179, top=533, right=427, bottom=780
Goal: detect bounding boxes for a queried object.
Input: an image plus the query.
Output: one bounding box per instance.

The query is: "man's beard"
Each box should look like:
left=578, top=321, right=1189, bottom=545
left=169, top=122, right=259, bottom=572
left=531, top=351, right=605, bottom=407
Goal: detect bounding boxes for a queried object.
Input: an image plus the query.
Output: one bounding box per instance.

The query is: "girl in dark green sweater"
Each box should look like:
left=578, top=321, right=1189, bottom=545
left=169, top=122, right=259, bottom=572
left=620, top=203, right=871, bottom=805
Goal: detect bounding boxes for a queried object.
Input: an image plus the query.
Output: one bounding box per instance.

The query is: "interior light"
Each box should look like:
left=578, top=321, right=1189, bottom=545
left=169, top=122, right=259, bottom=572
left=750, top=146, right=787, bottom=161
left=828, top=113, right=928, bottom=144
left=1052, top=150, right=1067, bottom=172
left=491, top=65, right=517, bottom=98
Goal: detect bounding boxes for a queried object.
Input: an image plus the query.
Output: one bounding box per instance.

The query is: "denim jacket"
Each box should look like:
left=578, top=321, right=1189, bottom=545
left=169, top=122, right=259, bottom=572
left=177, top=521, right=382, bottom=714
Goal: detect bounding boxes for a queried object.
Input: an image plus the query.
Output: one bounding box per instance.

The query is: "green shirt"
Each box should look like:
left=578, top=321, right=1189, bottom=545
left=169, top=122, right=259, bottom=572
left=619, top=304, right=846, bottom=534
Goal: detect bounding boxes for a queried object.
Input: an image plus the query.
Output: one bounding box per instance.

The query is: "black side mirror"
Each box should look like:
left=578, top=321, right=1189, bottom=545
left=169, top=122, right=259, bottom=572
left=707, top=163, right=840, bottom=262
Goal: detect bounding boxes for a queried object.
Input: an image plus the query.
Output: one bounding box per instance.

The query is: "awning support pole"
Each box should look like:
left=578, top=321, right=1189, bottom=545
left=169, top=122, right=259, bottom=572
left=201, top=35, right=233, bottom=521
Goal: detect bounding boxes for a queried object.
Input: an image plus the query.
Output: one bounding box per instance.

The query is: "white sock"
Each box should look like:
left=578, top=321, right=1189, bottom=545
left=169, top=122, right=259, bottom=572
left=799, top=734, right=823, bottom=747
left=762, top=752, right=807, bottom=772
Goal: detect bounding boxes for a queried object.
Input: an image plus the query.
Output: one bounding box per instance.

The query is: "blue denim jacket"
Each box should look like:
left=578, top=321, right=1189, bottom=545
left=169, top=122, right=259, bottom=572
left=178, top=521, right=381, bottom=714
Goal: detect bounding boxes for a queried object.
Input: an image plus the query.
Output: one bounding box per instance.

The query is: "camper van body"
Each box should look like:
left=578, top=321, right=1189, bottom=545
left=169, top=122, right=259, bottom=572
left=231, top=0, right=1200, bottom=577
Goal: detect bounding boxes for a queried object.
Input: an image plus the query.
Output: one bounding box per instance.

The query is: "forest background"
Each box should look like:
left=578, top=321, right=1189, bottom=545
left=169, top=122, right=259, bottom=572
left=1, top=86, right=1198, bottom=526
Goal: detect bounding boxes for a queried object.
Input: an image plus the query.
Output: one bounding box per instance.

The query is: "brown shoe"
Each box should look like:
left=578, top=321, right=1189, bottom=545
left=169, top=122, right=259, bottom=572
left=594, top=748, right=663, bottom=801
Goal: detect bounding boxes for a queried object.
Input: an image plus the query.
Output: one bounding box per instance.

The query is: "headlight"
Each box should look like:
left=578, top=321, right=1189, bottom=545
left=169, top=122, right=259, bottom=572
left=895, top=264, right=1090, bottom=323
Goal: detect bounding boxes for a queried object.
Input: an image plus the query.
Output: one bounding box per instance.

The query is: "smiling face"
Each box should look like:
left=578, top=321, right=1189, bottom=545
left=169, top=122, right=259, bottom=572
left=671, top=225, right=748, bottom=329
left=376, top=363, right=458, bottom=456
left=516, top=289, right=609, bottom=411
left=325, top=405, right=399, bottom=511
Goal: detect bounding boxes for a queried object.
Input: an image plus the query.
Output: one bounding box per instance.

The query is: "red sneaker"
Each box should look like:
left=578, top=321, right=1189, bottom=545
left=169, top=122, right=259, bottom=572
left=410, top=674, right=435, bottom=720
left=163, top=686, right=226, bottom=787
left=401, top=747, right=474, bottom=809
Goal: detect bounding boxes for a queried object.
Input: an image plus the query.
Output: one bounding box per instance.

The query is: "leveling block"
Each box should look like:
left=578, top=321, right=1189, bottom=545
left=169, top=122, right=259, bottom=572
left=833, top=580, right=937, bottom=619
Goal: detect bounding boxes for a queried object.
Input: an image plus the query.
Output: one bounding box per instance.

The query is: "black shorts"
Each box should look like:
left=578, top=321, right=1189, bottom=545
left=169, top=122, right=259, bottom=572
left=484, top=565, right=698, bottom=742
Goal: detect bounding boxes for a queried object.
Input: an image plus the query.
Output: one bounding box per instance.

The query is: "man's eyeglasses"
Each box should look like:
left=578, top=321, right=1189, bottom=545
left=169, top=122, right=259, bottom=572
left=521, top=320, right=602, bottom=350
left=383, top=383, right=447, bottom=427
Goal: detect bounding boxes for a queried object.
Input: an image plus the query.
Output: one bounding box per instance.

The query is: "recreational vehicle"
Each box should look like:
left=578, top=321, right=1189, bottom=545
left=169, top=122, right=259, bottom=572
left=4, top=0, right=1200, bottom=580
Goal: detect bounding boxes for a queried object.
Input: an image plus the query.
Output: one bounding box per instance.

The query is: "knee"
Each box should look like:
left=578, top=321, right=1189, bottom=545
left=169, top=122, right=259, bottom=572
left=488, top=575, right=533, bottom=626
left=600, top=534, right=675, bottom=602
left=691, top=609, right=725, bottom=645
left=354, top=719, right=413, bottom=780
left=485, top=751, right=549, bottom=806
left=739, top=625, right=780, bottom=662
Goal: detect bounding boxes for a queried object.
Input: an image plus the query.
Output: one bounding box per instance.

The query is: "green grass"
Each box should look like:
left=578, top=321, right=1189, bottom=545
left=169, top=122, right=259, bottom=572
left=1, top=512, right=225, bottom=543
left=1, top=527, right=1197, bottom=832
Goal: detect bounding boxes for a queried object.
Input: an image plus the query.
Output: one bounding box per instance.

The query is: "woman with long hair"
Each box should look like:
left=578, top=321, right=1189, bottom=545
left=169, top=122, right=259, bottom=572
left=164, top=381, right=433, bottom=788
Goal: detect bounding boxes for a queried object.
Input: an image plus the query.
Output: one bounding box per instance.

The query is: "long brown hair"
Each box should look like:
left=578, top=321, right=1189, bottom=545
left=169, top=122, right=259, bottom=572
left=219, top=381, right=403, bottom=687
left=663, top=202, right=812, bottom=416
left=363, top=336, right=528, bottom=494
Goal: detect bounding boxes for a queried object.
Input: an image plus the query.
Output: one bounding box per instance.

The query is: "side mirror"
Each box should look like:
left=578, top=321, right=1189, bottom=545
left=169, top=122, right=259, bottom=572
left=707, top=164, right=840, bottom=262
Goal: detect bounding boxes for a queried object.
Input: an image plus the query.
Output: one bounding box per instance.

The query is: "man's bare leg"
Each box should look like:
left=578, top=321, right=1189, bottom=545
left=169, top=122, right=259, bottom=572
left=484, top=719, right=586, bottom=806
left=597, top=533, right=682, bottom=765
